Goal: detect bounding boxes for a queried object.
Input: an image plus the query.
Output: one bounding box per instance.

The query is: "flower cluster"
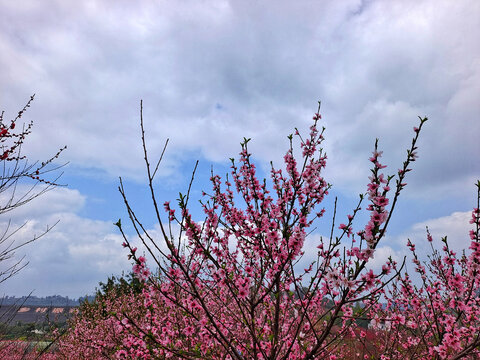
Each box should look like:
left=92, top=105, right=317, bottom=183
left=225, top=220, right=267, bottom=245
left=361, top=183, right=480, bottom=359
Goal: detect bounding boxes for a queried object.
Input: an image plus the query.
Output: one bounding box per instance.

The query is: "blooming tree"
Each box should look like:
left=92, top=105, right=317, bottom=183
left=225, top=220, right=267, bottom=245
left=110, top=101, right=431, bottom=359
left=58, top=102, right=480, bottom=359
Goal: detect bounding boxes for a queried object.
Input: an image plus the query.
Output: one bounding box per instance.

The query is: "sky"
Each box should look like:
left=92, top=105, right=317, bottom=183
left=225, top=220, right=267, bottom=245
left=0, top=0, right=479, bottom=298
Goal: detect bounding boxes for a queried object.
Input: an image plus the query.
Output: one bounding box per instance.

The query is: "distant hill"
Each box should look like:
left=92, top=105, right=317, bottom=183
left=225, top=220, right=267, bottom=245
left=0, top=295, right=95, bottom=307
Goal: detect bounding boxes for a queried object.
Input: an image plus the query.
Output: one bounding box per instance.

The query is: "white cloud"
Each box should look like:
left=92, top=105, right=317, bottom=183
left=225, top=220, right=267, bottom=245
left=303, top=209, right=475, bottom=278
left=0, top=187, right=131, bottom=297
left=366, top=245, right=404, bottom=273
left=0, top=185, right=85, bottom=220
left=396, top=210, right=473, bottom=256
left=370, top=209, right=474, bottom=278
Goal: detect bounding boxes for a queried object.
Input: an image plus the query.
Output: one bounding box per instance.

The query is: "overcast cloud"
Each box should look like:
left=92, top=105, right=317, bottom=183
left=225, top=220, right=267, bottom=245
left=0, top=0, right=478, bottom=297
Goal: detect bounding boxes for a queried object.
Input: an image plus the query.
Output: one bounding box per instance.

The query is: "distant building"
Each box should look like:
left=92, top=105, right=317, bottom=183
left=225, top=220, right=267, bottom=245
left=0, top=305, right=76, bottom=323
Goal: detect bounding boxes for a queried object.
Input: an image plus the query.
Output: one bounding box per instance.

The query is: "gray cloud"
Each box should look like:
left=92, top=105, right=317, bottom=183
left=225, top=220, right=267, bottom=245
left=0, top=0, right=477, bottom=197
